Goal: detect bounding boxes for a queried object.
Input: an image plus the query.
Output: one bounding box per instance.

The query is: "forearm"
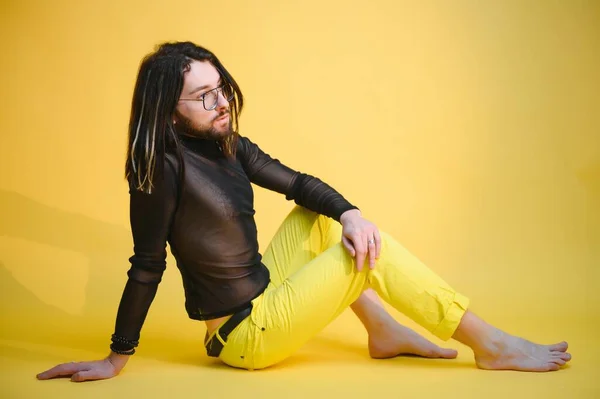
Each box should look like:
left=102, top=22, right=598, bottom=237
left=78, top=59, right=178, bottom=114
left=111, top=274, right=161, bottom=354
left=291, top=173, right=359, bottom=221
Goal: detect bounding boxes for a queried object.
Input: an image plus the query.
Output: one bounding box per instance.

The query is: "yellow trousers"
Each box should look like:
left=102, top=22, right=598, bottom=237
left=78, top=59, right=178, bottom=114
left=215, top=206, right=469, bottom=370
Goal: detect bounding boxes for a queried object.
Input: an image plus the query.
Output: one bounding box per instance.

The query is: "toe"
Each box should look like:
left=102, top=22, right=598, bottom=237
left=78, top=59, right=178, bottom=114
left=558, top=352, right=571, bottom=362
left=550, top=356, right=566, bottom=366
left=438, top=348, right=458, bottom=359
left=548, top=363, right=560, bottom=371
left=548, top=341, right=568, bottom=352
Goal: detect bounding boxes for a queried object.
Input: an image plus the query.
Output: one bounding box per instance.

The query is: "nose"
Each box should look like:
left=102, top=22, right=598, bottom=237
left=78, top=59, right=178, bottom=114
left=215, top=89, right=230, bottom=110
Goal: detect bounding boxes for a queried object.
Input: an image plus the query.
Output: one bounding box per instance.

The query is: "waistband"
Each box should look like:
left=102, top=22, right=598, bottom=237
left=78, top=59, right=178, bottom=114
left=204, top=303, right=253, bottom=357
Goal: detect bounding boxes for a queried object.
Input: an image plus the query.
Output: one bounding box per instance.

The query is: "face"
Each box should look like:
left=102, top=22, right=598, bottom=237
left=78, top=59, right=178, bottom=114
left=173, top=60, right=232, bottom=140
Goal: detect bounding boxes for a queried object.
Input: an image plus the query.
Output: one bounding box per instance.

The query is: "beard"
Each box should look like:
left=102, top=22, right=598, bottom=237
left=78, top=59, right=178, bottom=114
left=175, top=111, right=233, bottom=140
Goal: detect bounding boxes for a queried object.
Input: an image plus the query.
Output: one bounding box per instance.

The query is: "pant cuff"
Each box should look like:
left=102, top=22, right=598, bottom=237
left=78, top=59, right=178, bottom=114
left=431, top=292, right=470, bottom=341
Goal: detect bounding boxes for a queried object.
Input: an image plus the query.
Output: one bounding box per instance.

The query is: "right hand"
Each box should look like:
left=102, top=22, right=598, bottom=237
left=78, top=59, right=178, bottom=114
left=36, top=353, right=128, bottom=382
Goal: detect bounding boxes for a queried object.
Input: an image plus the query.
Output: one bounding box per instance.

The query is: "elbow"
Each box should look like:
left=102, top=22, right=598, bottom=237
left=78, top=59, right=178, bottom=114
left=285, top=172, right=307, bottom=201
left=127, top=255, right=166, bottom=284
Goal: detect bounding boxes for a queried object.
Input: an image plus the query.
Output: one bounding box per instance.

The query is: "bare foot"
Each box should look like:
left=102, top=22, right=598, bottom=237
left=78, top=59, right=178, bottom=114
left=474, top=330, right=571, bottom=372
left=452, top=311, right=572, bottom=372
left=368, top=324, right=458, bottom=359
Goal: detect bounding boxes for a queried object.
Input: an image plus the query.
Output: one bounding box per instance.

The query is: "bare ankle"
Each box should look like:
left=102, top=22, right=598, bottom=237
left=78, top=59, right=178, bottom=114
left=451, top=310, right=502, bottom=354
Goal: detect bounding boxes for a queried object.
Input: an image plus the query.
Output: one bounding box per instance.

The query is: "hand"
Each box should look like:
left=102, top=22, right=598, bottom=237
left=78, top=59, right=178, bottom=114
left=36, top=353, right=128, bottom=382
left=339, top=209, right=381, bottom=271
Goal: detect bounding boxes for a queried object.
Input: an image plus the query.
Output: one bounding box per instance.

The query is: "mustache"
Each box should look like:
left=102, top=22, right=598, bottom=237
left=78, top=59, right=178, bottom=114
left=213, top=110, right=230, bottom=121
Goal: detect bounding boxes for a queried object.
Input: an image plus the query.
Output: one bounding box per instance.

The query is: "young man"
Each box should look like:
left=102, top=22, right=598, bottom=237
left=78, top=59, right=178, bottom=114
left=37, top=41, right=571, bottom=382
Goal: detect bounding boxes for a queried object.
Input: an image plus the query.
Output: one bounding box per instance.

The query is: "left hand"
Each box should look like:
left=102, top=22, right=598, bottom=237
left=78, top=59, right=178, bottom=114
left=339, top=209, right=381, bottom=271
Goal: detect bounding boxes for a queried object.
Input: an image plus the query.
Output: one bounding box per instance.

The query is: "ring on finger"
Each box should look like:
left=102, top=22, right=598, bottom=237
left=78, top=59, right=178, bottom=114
left=367, top=238, right=375, bottom=245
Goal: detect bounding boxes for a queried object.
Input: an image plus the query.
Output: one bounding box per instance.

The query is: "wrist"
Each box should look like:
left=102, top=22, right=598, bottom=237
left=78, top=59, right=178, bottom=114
left=108, top=351, right=131, bottom=372
left=340, top=208, right=361, bottom=224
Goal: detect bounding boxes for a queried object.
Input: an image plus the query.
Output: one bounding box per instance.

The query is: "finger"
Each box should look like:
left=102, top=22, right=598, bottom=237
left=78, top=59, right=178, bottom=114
left=353, top=235, right=366, bottom=271
left=367, top=235, right=376, bottom=269
left=37, top=362, right=87, bottom=380
left=374, top=229, right=382, bottom=259
left=71, top=369, right=107, bottom=382
left=342, top=236, right=356, bottom=257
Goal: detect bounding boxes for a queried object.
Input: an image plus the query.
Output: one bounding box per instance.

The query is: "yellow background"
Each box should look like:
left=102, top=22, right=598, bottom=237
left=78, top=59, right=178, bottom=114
left=1, top=0, right=598, bottom=398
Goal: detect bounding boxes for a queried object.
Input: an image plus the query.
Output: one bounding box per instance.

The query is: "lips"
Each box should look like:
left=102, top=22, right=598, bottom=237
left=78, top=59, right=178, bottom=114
left=215, top=114, right=229, bottom=123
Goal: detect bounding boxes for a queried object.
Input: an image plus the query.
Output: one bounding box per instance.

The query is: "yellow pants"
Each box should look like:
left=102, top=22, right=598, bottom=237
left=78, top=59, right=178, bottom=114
left=215, top=206, right=469, bottom=370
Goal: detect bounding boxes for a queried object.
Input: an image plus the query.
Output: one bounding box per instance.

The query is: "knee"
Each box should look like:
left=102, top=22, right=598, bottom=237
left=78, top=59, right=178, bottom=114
left=289, top=205, right=318, bottom=221
left=320, top=217, right=342, bottom=250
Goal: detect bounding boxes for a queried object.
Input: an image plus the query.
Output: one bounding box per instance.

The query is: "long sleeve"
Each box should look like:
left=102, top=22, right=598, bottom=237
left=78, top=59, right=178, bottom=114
left=237, top=135, right=358, bottom=221
left=112, top=158, right=179, bottom=349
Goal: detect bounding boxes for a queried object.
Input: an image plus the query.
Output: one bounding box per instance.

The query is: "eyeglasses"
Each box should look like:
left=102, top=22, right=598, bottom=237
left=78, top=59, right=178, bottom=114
left=179, top=83, right=234, bottom=111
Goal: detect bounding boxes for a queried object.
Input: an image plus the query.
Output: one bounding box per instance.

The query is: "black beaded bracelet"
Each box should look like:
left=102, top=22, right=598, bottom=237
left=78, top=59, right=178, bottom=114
left=111, top=334, right=139, bottom=347
left=110, top=344, right=136, bottom=355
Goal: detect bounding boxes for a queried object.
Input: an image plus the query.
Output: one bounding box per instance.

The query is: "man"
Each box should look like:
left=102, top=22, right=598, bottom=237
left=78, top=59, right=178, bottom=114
left=37, top=41, right=571, bottom=382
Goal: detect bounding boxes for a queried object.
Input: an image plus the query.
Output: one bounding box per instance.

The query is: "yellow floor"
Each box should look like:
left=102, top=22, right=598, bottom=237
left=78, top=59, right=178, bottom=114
left=1, top=309, right=598, bottom=399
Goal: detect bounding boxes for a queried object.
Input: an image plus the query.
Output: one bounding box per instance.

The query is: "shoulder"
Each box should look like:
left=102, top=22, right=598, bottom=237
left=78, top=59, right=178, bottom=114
left=128, top=153, right=181, bottom=196
left=235, top=134, right=254, bottom=162
left=236, top=134, right=265, bottom=157
left=235, top=134, right=252, bottom=152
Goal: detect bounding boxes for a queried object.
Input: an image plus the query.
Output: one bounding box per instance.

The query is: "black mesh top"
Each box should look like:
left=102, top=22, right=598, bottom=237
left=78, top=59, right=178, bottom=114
left=112, top=134, right=358, bottom=348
